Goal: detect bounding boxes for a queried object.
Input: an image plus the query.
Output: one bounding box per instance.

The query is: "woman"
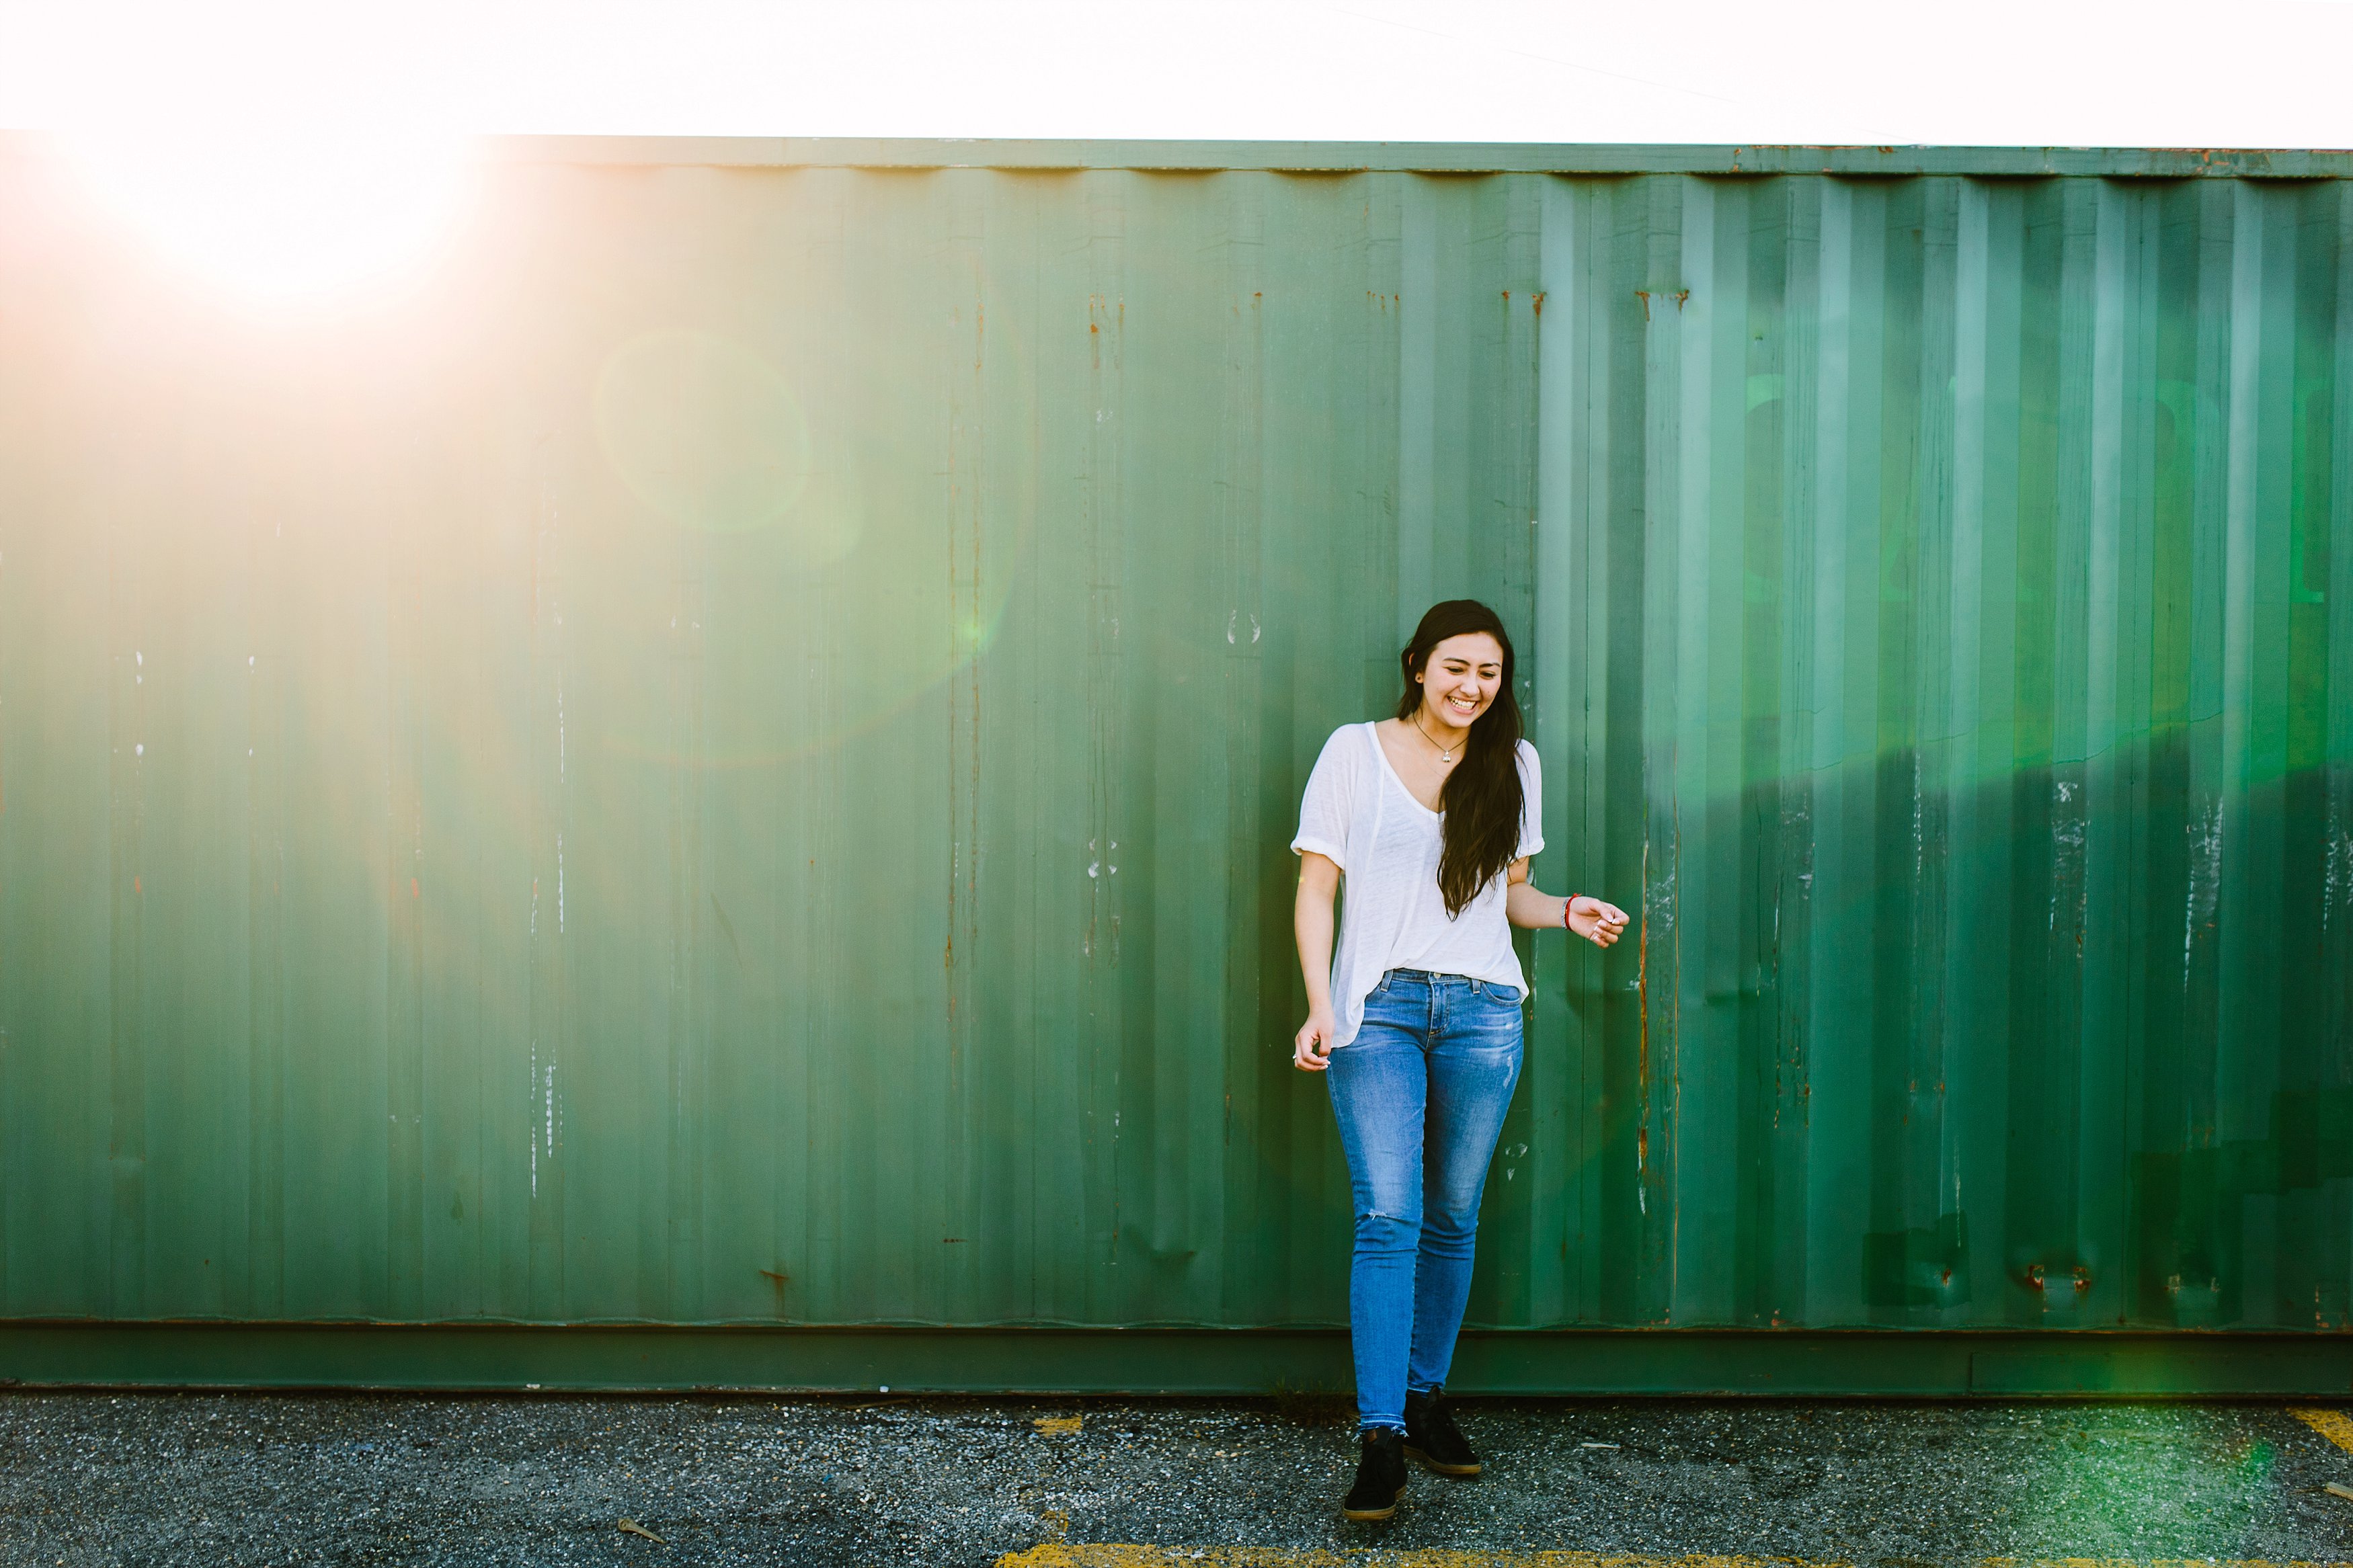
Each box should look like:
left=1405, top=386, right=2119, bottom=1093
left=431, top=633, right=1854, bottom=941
left=1291, top=599, right=1628, bottom=1522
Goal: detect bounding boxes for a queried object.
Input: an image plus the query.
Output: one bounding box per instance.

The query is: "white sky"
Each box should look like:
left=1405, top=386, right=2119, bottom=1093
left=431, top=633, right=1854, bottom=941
left=3, top=0, right=2352, bottom=149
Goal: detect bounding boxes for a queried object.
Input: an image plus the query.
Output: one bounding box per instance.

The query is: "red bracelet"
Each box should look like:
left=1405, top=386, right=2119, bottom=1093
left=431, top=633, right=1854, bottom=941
left=1562, top=897, right=1572, bottom=929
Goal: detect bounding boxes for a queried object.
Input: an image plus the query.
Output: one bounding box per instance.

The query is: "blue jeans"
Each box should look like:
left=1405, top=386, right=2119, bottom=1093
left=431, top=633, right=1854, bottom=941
left=1326, top=968, right=1524, bottom=1433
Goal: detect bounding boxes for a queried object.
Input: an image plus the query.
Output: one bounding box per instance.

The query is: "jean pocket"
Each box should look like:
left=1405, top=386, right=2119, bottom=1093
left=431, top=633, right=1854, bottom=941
left=1478, top=981, right=1523, bottom=1006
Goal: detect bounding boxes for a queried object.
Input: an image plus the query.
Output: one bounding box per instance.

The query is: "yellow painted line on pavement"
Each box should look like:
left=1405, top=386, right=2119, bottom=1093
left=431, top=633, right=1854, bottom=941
left=1000, top=1555, right=1852, bottom=1568
left=2290, top=1408, right=2353, bottom=1454
left=998, top=1553, right=2353, bottom=1568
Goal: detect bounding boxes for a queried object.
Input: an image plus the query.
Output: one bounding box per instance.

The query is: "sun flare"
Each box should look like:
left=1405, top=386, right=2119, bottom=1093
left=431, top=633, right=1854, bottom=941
left=60, top=128, right=474, bottom=304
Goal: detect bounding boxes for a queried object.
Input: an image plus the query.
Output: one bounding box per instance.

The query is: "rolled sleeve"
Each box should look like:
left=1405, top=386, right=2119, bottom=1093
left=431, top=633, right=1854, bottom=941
left=1513, top=741, right=1545, bottom=862
left=1291, top=729, right=1358, bottom=872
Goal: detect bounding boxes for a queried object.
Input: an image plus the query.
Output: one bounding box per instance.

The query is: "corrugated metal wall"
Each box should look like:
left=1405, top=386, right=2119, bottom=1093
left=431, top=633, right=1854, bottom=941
left=0, top=144, right=2347, bottom=1335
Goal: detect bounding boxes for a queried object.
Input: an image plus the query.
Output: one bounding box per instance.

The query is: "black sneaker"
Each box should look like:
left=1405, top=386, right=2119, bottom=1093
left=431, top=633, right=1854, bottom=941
left=1403, top=1389, right=1480, bottom=1477
left=1341, top=1427, right=1408, bottom=1520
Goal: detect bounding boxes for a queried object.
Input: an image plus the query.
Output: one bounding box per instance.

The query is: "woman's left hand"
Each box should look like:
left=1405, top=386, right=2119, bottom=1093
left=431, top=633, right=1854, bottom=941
left=1568, top=896, right=1630, bottom=948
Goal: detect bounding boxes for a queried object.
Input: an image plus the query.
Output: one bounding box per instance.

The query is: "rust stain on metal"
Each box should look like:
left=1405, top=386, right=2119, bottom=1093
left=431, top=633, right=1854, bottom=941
left=2021, top=1262, right=2094, bottom=1294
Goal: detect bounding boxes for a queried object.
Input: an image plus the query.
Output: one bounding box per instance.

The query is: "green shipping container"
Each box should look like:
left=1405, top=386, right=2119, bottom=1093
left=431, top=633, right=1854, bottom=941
left=1, top=138, right=2349, bottom=1395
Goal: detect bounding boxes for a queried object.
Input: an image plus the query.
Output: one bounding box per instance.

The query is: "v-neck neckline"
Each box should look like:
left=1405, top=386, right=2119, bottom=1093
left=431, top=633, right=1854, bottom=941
left=1369, top=721, right=1443, bottom=819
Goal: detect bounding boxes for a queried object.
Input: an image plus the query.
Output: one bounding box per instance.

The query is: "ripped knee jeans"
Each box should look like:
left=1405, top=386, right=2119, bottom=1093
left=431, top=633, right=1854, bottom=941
left=1326, top=968, right=1524, bottom=1432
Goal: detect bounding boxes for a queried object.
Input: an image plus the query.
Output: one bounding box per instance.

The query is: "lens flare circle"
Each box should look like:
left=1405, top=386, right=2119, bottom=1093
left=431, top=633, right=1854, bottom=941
left=594, top=330, right=814, bottom=537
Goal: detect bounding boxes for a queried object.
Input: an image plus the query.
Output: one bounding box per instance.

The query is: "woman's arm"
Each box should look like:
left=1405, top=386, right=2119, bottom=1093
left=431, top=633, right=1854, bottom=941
left=1293, top=852, right=1342, bottom=1071
left=1505, top=859, right=1630, bottom=947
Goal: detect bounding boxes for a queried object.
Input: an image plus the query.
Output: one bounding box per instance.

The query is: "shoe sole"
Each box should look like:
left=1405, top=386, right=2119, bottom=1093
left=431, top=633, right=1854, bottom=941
left=1340, top=1484, right=1408, bottom=1522
left=1403, top=1444, right=1481, bottom=1477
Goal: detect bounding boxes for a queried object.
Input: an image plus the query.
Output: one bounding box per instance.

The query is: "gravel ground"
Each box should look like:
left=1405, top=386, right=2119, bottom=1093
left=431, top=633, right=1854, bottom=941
left=3, top=1392, right=2352, bottom=1566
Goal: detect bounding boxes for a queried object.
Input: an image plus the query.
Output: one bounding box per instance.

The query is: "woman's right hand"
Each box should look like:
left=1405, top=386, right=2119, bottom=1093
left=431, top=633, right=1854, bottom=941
left=1293, top=1009, right=1337, bottom=1072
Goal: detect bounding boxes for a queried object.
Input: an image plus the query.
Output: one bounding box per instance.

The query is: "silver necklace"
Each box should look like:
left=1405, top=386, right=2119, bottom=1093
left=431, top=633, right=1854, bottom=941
left=1412, top=713, right=1463, bottom=764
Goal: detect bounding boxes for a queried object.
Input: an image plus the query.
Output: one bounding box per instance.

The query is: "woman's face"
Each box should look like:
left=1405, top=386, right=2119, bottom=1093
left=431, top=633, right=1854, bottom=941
left=1416, top=631, right=1504, bottom=729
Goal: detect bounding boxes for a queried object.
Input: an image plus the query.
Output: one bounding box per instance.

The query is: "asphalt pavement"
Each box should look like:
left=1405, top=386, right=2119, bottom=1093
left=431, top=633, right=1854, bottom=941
left=4, top=1390, right=2352, bottom=1567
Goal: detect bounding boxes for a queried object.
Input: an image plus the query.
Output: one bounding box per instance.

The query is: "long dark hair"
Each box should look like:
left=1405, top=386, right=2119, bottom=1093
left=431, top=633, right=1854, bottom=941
left=1396, top=600, right=1525, bottom=917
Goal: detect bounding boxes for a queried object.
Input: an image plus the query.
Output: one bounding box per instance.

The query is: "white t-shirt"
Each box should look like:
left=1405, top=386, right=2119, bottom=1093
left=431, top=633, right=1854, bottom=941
left=1290, top=722, right=1543, bottom=1049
